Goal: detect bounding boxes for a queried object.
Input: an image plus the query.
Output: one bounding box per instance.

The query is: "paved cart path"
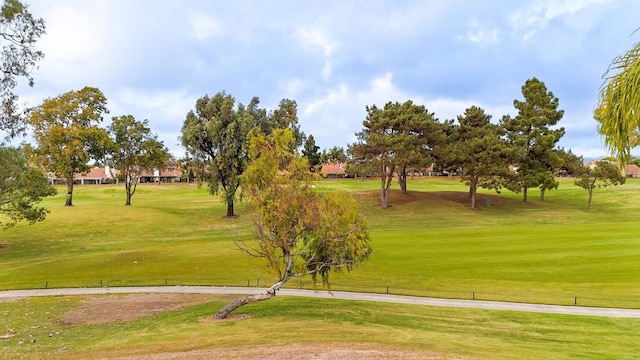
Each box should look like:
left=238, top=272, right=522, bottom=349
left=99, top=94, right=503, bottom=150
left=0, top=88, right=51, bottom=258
left=1, top=286, right=640, bottom=318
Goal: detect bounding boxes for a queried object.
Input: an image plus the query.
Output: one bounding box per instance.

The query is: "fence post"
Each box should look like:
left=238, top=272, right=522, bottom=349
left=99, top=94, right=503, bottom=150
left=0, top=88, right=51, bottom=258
left=574, top=297, right=577, bottom=305
left=473, top=291, right=475, bottom=300
left=45, top=281, right=48, bottom=289
left=100, top=279, right=103, bottom=287
left=386, top=286, right=389, bottom=294
left=257, top=278, right=260, bottom=286
left=165, top=279, right=168, bottom=286
left=247, top=279, right=250, bottom=287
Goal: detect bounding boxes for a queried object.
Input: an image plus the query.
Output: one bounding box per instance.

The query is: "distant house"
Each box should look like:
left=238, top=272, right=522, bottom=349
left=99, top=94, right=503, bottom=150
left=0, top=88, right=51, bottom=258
left=625, top=164, right=640, bottom=178
left=581, top=159, right=639, bottom=177
left=47, top=166, right=118, bottom=185
left=584, top=159, right=603, bottom=170
left=321, top=162, right=347, bottom=178
left=138, top=162, right=183, bottom=183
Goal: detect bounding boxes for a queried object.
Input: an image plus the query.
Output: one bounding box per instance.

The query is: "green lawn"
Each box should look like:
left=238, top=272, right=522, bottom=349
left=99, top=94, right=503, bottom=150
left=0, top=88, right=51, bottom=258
left=2, top=178, right=640, bottom=358
left=2, top=295, right=639, bottom=360
left=3, top=178, right=639, bottom=307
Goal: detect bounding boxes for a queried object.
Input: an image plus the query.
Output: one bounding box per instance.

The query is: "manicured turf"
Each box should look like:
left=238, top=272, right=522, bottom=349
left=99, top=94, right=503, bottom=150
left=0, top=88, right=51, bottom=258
left=2, top=295, right=640, bottom=360
left=2, top=178, right=639, bottom=307
left=2, top=178, right=640, bottom=358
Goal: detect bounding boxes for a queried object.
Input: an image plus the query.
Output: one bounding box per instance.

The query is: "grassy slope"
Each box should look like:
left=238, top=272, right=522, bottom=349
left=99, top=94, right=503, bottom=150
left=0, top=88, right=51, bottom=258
left=2, top=295, right=639, bottom=360
left=2, top=178, right=640, bottom=359
left=2, top=178, right=639, bottom=307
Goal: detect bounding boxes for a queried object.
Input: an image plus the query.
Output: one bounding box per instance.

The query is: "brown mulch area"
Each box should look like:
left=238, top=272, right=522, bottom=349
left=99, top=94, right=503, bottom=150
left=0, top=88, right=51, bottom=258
left=60, top=293, right=224, bottom=325
left=355, top=189, right=507, bottom=208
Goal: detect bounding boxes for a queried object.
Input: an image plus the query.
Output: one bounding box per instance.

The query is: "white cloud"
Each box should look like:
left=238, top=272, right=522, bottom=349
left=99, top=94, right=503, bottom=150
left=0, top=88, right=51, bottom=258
left=295, top=29, right=334, bottom=57
left=509, top=0, right=610, bottom=40
left=112, top=88, right=195, bottom=126
left=190, top=14, right=222, bottom=41
left=459, top=19, right=500, bottom=47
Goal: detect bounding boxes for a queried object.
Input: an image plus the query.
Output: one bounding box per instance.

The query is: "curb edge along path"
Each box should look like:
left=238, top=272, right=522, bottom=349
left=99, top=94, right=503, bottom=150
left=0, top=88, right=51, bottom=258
left=1, top=286, right=640, bottom=319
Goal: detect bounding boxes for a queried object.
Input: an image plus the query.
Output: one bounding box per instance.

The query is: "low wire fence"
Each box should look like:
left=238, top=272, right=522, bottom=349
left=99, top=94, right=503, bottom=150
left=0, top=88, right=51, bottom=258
left=3, top=277, right=639, bottom=310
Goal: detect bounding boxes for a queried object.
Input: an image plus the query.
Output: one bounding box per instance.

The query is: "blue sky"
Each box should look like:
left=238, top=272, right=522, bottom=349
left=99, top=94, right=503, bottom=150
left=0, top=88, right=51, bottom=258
left=15, top=0, right=640, bottom=159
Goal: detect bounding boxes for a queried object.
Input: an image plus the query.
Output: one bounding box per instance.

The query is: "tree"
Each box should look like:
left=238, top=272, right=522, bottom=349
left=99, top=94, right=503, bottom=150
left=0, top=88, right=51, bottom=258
left=502, top=78, right=565, bottom=202
left=181, top=92, right=254, bottom=217
left=555, top=148, right=584, bottom=177
left=214, top=128, right=371, bottom=319
left=392, top=101, right=442, bottom=194
left=575, top=161, right=625, bottom=210
left=349, top=104, right=396, bottom=209
left=27, top=86, right=110, bottom=206
left=595, top=40, right=640, bottom=171
left=321, top=146, right=347, bottom=164
left=0, top=0, right=45, bottom=138
left=302, top=133, right=321, bottom=170
left=268, top=99, right=304, bottom=150
left=108, top=115, right=169, bottom=206
left=0, top=146, right=55, bottom=228
left=454, top=106, right=513, bottom=209
left=350, top=101, right=440, bottom=207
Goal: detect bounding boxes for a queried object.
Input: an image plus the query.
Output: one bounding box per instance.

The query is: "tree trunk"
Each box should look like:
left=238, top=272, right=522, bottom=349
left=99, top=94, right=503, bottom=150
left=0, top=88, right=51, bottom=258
left=226, top=200, right=235, bottom=217
left=65, top=179, right=74, bottom=206
left=398, top=165, right=407, bottom=195
left=522, top=187, right=528, bottom=202
left=215, top=278, right=287, bottom=319
left=380, top=163, right=394, bottom=209
left=540, top=188, right=546, bottom=201
left=470, top=177, right=477, bottom=209
left=588, top=189, right=593, bottom=210
left=380, top=174, right=388, bottom=209
left=125, top=181, right=132, bottom=206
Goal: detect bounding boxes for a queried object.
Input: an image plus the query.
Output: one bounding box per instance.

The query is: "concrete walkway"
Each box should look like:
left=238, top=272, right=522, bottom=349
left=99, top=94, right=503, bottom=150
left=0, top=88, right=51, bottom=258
left=1, top=286, right=640, bottom=318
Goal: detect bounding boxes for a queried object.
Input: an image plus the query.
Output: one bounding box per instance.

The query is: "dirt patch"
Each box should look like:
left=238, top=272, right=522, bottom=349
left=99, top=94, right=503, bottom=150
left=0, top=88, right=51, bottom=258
left=106, top=344, right=464, bottom=360
left=0, top=243, right=8, bottom=250
left=61, top=293, right=224, bottom=325
left=355, top=189, right=508, bottom=208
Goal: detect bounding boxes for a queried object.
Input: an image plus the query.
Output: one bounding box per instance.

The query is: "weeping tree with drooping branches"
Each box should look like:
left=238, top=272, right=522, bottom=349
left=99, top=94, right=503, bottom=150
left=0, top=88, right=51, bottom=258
left=596, top=39, right=640, bottom=173
left=214, top=128, right=372, bottom=319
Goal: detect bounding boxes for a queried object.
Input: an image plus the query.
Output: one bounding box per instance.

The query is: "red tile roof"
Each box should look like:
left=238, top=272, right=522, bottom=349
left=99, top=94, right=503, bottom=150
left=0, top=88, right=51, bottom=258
left=321, top=162, right=346, bottom=176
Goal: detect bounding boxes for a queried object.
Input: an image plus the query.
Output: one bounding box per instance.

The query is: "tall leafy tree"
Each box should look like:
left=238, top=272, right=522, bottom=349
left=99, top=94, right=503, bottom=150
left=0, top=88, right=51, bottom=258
left=268, top=99, right=304, bottom=149
left=454, top=106, right=513, bottom=209
left=27, top=86, right=110, bottom=206
left=350, top=101, right=440, bottom=207
left=0, top=0, right=45, bottom=137
left=350, top=104, right=397, bottom=209
left=501, top=78, right=565, bottom=202
left=434, top=118, right=459, bottom=179
left=302, top=133, right=321, bottom=169
left=575, top=161, right=625, bottom=210
left=181, top=92, right=254, bottom=217
left=214, top=128, right=371, bottom=319
left=321, top=146, right=347, bottom=163
left=595, top=40, right=640, bottom=171
left=555, top=148, right=584, bottom=177
left=0, top=146, right=55, bottom=228
left=392, top=101, right=442, bottom=194
left=108, top=115, right=170, bottom=206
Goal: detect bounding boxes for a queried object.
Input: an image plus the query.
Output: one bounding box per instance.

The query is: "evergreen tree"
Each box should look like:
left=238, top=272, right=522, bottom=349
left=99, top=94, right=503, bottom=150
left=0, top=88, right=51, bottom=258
left=501, top=78, right=565, bottom=202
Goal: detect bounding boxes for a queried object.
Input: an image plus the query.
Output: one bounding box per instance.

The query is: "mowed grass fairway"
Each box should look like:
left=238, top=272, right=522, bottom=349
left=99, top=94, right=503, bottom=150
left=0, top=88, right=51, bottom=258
left=2, top=178, right=640, bottom=306
left=2, top=178, right=640, bottom=358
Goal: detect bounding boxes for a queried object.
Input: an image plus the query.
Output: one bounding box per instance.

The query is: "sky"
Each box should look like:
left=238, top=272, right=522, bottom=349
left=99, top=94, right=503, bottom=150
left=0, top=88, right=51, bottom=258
left=13, top=0, right=640, bottom=159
